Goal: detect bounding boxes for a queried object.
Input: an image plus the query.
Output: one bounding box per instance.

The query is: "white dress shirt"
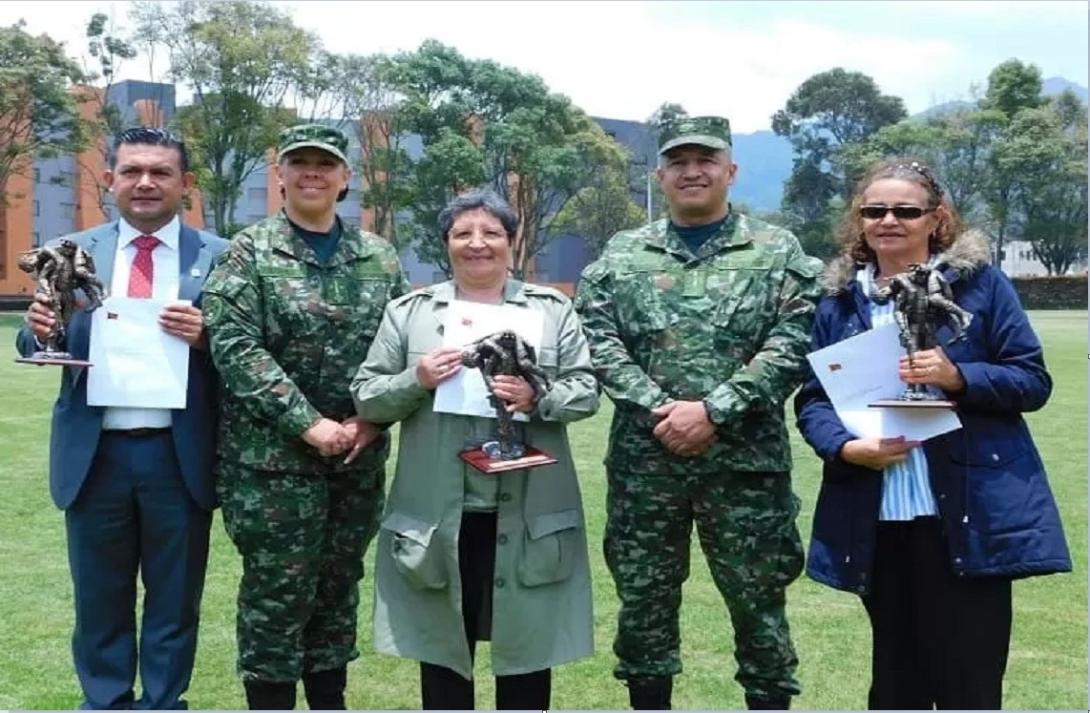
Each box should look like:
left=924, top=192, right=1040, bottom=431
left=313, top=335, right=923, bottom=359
left=101, top=216, right=182, bottom=430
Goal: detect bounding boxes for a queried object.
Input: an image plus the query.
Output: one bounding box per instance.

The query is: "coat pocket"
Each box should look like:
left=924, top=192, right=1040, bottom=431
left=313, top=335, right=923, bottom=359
left=381, top=512, right=447, bottom=590
left=951, top=432, right=1039, bottom=537
left=517, top=509, right=581, bottom=587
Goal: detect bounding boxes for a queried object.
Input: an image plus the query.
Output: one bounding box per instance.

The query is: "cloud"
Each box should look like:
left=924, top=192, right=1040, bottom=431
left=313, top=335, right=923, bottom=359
left=7, top=0, right=1082, bottom=133
left=281, top=1, right=961, bottom=131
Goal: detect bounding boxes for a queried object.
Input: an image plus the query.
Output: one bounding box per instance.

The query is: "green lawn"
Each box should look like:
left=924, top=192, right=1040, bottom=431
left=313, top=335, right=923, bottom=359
left=0, top=311, right=1085, bottom=710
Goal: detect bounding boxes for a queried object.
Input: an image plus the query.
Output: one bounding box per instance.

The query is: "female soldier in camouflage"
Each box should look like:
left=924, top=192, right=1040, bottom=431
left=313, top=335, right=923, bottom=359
left=203, top=124, right=409, bottom=709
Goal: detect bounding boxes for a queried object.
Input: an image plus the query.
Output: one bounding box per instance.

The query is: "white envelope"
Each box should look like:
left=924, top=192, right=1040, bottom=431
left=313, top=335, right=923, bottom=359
left=433, top=300, right=545, bottom=419
left=86, top=297, right=191, bottom=409
left=805, top=323, right=962, bottom=442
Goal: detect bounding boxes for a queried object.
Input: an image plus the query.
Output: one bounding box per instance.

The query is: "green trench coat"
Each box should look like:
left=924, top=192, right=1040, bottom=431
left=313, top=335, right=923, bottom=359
left=351, top=279, right=599, bottom=679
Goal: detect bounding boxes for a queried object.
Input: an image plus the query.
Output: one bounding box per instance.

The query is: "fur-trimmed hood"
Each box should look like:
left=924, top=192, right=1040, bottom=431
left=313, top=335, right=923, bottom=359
left=820, top=229, right=992, bottom=295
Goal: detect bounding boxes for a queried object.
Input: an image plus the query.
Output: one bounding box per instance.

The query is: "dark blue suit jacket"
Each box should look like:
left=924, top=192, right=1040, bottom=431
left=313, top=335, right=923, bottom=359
left=16, top=222, right=229, bottom=511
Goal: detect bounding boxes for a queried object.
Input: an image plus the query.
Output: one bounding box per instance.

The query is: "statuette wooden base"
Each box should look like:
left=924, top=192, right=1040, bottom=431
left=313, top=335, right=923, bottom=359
left=459, top=446, right=557, bottom=474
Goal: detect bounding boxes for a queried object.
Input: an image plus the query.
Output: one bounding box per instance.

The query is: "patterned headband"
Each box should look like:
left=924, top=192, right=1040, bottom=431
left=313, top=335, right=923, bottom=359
left=896, top=161, right=944, bottom=199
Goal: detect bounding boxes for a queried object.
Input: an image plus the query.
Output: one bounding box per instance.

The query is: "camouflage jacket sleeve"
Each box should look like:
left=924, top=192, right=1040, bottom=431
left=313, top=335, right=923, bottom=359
left=202, top=233, right=322, bottom=437
left=534, top=298, right=600, bottom=423
left=351, top=299, right=430, bottom=424
left=703, top=240, right=823, bottom=426
left=573, top=261, right=670, bottom=412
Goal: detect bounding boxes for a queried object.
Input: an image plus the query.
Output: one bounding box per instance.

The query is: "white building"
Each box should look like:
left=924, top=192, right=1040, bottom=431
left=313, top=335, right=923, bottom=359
left=999, top=240, right=1087, bottom=277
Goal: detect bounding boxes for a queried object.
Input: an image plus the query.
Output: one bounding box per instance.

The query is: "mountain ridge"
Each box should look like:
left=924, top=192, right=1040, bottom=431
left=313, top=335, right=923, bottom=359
left=597, top=77, right=1087, bottom=211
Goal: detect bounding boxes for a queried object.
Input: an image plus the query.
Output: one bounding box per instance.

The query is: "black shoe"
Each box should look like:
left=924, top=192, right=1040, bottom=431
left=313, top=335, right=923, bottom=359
left=303, top=667, right=347, bottom=710
left=244, top=679, right=298, bottom=710
left=745, top=693, right=791, bottom=710
left=626, top=675, right=673, bottom=710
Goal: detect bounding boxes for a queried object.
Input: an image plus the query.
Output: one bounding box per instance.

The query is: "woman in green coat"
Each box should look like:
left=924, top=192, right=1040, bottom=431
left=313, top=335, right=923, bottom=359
left=351, top=189, right=598, bottom=710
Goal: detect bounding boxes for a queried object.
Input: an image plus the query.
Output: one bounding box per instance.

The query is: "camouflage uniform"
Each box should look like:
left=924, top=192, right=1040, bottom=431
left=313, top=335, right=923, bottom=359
left=574, top=116, right=822, bottom=703
left=203, top=125, right=409, bottom=684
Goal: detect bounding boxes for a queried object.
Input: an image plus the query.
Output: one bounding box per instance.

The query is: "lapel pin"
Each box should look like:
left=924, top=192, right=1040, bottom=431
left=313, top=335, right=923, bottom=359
left=190, top=267, right=201, bottom=277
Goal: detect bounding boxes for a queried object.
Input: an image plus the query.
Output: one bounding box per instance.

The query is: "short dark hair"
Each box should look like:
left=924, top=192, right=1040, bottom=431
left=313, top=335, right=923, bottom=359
left=110, top=127, right=190, bottom=173
left=437, top=188, right=518, bottom=243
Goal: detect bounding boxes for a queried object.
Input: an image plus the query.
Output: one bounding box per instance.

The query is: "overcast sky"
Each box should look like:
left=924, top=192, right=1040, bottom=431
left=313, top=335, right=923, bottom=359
left=6, top=0, right=1088, bottom=133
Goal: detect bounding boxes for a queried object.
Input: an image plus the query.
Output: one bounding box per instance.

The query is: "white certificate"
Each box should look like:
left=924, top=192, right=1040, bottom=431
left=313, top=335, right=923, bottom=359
left=805, top=322, right=962, bottom=442
left=86, top=296, right=191, bottom=409
left=433, top=300, right=545, bottom=419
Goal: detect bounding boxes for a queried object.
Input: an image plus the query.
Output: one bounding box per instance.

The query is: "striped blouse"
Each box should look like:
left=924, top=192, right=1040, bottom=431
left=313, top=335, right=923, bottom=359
left=857, top=264, right=939, bottom=521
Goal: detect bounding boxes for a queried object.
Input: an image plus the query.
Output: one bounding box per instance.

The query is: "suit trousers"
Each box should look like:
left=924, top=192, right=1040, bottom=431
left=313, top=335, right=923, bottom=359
left=861, top=518, right=1012, bottom=710
left=65, top=431, right=211, bottom=710
left=419, top=511, right=552, bottom=710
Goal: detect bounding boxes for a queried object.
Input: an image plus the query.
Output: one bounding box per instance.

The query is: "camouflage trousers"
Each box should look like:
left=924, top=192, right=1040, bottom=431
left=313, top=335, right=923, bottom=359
left=605, top=468, right=804, bottom=700
left=217, top=461, right=385, bottom=682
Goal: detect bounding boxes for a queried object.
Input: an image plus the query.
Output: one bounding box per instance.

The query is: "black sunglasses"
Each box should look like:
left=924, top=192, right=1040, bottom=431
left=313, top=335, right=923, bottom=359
left=859, top=205, right=934, bottom=220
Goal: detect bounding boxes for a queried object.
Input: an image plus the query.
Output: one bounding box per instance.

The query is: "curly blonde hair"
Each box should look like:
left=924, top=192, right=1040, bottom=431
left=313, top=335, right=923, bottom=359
left=836, top=158, right=965, bottom=264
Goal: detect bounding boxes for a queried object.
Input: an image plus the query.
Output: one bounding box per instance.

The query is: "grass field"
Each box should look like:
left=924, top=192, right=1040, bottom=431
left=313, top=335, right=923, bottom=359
left=0, top=311, right=1085, bottom=710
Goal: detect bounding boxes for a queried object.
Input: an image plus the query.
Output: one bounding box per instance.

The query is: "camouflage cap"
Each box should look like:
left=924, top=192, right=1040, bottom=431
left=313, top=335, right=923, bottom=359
left=657, top=115, right=732, bottom=155
left=277, top=123, right=350, bottom=164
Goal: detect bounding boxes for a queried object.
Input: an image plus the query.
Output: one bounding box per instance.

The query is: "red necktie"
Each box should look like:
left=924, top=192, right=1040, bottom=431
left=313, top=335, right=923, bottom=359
left=127, top=235, right=160, bottom=298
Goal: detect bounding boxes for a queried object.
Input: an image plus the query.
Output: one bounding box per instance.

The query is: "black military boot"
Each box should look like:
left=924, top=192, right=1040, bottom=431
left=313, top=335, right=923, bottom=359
left=626, top=675, right=673, bottom=710
left=243, top=679, right=298, bottom=710
left=745, top=693, right=791, bottom=710
left=303, top=666, right=347, bottom=710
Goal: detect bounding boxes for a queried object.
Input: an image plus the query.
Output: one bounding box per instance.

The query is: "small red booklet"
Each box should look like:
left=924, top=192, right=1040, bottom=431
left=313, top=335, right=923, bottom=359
left=458, top=446, right=558, bottom=474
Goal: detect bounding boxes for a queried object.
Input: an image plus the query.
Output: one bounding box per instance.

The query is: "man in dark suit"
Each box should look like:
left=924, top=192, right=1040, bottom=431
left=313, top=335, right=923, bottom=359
left=16, top=128, right=228, bottom=710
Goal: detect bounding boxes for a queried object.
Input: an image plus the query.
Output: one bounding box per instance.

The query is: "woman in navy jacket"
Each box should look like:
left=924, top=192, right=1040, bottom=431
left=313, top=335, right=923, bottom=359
left=794, top=158, right=1070, bottom=710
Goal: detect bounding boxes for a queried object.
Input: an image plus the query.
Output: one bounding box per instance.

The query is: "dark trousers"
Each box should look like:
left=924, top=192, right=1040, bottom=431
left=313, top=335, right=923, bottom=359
left=861, top=518, right=1011, bottom=710
left=66, top=432, right=211, bottom=710
left=419, top=511, right=551, bottom=710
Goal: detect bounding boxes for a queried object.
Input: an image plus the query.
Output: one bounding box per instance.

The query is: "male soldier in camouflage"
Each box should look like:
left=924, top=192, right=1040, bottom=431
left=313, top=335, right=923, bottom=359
left=574, top=116, right=822, bottom=710
left=203, top=124, right=409, bottom=710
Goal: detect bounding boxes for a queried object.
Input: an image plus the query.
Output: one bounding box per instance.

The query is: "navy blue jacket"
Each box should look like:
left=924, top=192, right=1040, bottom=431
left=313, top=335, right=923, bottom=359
left=16, top=222, right=228, bottom=511
left=794, top=235, right=1071, bottom=595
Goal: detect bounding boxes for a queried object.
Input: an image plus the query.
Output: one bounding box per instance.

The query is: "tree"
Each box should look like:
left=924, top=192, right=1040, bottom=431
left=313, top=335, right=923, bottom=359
left=324, top=53, right=415, bottom=248
left=838, top=119, right=944, bottom=189
left=408, top=127, right=486, bottom=276
left=778, top=150, right=840, bottom=258
left=131, top=0, right=319, bottom=236
left=978, top=59, right=1048, bottom=264
left=0, top=22, right=86, bottom=198
left=78, top=12, right=138, bottom=218
left=995, top=106, right=1088, bottom=275
left=493, top=105, right=628, bottom=277
left=647, top=102, right=688, bottom=134
left=551, top=167, right=645, bottom=259
left=840, top=108, right=1006, bottom=222
left=773, top=68, right=907, bottom=150
left=924, top=109, right=1006, bottom=218
left=387, top=40, right=628, bottom=278
left=772, top=68, right=906, bottom=259
left=980, top=59, right=1045, bottom=117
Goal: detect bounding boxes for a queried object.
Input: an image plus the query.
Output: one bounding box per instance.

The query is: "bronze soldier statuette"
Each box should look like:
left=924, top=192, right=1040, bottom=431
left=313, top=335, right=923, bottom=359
left=16, top=240, right=106, bottom=366
left=458, top=330, right=557, bottom=472
left=871, top=263, right=973, bottom=408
